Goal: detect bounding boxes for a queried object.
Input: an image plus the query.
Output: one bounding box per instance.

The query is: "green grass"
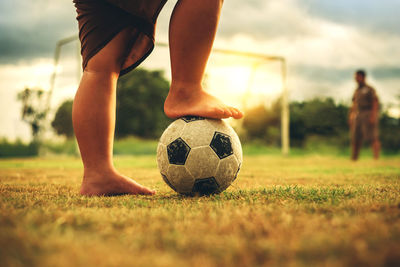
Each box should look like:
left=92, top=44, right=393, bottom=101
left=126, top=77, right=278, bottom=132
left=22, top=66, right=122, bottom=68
left=3, top=136, right=400, bottom=158
left=1, top=155, right=400, bottom=267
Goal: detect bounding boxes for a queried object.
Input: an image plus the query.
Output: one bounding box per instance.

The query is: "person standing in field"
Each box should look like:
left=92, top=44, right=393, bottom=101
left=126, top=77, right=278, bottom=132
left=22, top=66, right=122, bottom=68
left=349, top=70, right=380, bottom=161
left=72, top=0, right=243, bottom=196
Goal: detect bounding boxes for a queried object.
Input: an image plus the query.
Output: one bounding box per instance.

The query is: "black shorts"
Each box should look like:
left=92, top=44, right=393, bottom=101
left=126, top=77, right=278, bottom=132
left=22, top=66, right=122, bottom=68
left=73, top=0, right=167, bottom=75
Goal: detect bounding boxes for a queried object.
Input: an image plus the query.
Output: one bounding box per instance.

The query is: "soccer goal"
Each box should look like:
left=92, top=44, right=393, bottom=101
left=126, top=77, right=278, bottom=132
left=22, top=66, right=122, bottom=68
left=47, top=36, right=289, bottom=155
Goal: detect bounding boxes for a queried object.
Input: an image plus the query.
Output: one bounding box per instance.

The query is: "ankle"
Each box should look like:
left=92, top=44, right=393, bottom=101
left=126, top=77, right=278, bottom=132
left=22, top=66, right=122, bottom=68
left=170, top=80, right=202, bottom=95
left=83, top=165, right=117, bottom=179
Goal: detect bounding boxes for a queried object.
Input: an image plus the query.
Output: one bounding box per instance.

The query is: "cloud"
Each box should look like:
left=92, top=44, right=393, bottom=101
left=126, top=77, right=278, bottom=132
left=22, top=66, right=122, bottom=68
left=303, top=0, right=400, bottom=35
left=0, top=0, right=77, bottom=63
left=215, top=0, right=400, bottom=78
left=219, top=0, right=317, bottom=40
left=219, top=0, right=400, bottom=39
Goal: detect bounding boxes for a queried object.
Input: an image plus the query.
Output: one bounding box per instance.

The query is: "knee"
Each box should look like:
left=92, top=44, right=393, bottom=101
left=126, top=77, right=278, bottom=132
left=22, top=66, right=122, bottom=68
left=85, top=28, right=134, bottom=74
left=85, top=51, right=124, bottom=74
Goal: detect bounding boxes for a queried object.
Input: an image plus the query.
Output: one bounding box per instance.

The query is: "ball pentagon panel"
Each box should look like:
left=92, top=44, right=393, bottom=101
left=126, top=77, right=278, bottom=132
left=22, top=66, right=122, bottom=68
left=210, top=131, right=234, bottom=159
left=167, top=138, right=191, bottom=165
left=180, top=116, right=205, bottom=123
left=192, top=177, right=220, bottom=195
left=207, top=119, right=242, bottom=162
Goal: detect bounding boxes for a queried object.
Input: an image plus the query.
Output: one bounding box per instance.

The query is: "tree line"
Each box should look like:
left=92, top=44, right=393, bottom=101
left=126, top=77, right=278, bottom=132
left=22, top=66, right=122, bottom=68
left=49, top=68, right=399, bottom=152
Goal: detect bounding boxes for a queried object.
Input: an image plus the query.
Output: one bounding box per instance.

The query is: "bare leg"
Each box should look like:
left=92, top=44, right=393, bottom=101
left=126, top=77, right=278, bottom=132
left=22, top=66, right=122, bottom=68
left=351, top=139, right=362, bottom=161
left=164, top=0, right=243, bottom=119
left=372, top=139, right=380, bottom=160
left=73, top=29, right=155, bottom=196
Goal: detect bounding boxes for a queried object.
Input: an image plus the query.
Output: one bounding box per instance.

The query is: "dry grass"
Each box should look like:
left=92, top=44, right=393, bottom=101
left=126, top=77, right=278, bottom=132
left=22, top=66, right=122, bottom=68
left=1, top=155, right=399, bottom=267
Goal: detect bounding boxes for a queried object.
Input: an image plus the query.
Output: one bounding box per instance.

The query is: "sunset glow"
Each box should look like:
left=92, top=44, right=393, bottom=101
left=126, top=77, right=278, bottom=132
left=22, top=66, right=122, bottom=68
left=206, top=63, right=284, bottom=109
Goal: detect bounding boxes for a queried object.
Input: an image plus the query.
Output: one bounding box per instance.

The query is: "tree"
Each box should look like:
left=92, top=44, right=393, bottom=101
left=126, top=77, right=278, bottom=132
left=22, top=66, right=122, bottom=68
left=17, top=87, right=48, bottom=141
left=115, top=68, right=171, bottom=138
left=51, top=69, right=171, bottom=139
left=51, top=100, right=74, bottom=138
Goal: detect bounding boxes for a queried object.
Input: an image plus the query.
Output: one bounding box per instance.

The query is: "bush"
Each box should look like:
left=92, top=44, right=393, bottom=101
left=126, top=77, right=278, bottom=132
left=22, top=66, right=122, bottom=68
left=0, top=139, right=39, bottom=158
left=379, top=113, right=400, bottom=153
left=51, top=100, right=74, bottom=138
left=242, top=99, right=281, bottom=145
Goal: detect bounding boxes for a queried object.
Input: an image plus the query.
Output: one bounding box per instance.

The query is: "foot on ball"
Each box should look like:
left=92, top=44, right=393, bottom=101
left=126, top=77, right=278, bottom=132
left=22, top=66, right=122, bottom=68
left=164, top=83, right=244, bottom=119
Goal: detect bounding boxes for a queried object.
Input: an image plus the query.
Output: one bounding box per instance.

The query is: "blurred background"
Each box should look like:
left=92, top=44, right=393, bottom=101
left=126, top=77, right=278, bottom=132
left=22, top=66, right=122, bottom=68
left=0, top=0, right=399, bottom=157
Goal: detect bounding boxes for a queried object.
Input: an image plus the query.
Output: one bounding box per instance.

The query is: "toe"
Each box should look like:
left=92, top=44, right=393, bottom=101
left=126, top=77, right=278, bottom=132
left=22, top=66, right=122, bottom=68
left=231, top=107, right=244, bottom=119
left=138, top=186, right=156, bottom=195
left=145, top=189, right=156, bottom=195
left=227, top=107, right=242, bottom=119
left=229, top=107, right=238, bottom=117
left=223, top=107, right=233, bottom=118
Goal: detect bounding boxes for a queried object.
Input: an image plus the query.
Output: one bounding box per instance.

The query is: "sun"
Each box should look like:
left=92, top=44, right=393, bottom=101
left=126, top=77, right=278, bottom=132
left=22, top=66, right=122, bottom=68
left=206, top=63, right=284, bottom=109
left=207, top=65, right=252, bottom=94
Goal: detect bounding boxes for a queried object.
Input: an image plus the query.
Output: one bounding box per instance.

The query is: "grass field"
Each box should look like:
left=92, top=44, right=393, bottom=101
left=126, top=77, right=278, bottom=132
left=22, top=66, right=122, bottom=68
left=1, top=154, right=399, bottom=267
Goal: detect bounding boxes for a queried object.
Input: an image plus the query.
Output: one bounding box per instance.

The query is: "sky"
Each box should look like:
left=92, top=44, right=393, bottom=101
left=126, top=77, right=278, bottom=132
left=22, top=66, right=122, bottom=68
left=0, top=0, right=399, bottom=141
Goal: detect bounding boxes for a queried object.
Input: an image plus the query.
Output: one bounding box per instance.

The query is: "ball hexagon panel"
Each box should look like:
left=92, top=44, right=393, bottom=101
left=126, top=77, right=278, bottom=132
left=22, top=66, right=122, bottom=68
left=206, top=119, right=231, bottom=135
left=167, top=138, right=191, bottom=165
left=185, top=146, right=219, bottom=179
left=167, top=165, right=195, bottom=193
left=161, top=173, right=177, bottom=192
left=160, top=119, right=186, bottom=145
left=180, top=120, right=215, bottom=147
left=210, top=132, right=233, bottom=159
left=231, top=135, right=243, bottom=163
left=156, top=143, right=168, bottom=175
left=232, top=162, right=241, bottom=182
left=214, top=155, right=239, bottom=191
left=181, top=116, right=205, bottom=123
left=192, top=177, right=219, bottom=195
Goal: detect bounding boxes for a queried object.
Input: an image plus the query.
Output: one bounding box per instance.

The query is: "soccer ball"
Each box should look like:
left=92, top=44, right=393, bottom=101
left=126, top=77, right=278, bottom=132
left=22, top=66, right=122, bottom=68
left=157, top=116, right=242, bottom=195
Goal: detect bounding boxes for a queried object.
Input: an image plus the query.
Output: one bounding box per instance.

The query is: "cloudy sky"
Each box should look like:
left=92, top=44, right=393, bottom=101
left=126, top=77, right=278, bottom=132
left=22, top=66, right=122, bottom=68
left=0, top=0, right=399, bottom=140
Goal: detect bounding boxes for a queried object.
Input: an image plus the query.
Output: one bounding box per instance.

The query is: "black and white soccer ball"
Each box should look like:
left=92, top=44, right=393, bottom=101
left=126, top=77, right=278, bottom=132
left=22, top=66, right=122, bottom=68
left=157, top=116, right=242, bottom=195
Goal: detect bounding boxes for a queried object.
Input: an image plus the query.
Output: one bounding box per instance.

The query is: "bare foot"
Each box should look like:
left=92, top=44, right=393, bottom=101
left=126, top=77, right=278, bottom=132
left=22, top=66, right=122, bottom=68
left=80, top=169, right=155, bottom=196
left=164, top=83, right=244, bottom=119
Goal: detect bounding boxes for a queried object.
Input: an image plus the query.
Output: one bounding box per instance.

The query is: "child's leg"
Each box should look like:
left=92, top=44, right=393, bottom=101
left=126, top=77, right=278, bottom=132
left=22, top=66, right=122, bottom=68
left=73, top=28, right=155, bottom=196
left=351, top=138, right=362, bottom=161
left=164, top=0, right=243, bottom=119
left=372, top=139, right=380, bottom=160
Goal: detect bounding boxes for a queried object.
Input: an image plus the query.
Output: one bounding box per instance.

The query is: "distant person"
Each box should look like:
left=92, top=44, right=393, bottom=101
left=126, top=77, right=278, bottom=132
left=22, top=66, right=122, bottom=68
left=349, top=70, right=380, bottom=161
left=72, top=0, right=243, bottom=196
